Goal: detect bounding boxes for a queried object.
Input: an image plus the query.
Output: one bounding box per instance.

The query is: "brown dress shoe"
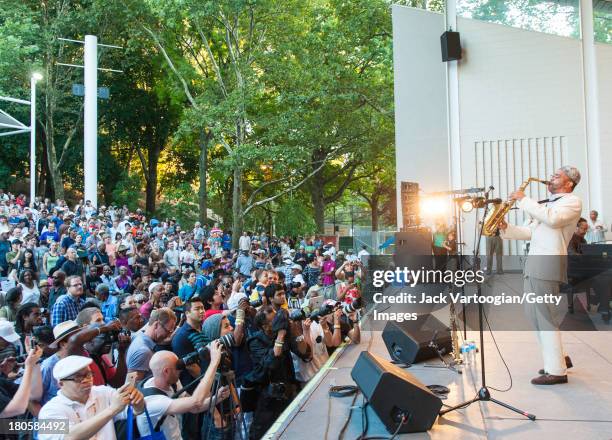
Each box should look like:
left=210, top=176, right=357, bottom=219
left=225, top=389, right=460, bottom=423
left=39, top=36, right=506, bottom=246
left=531, top=374, right=568, bottom=385
left=538, top=355, right=573, bottom=375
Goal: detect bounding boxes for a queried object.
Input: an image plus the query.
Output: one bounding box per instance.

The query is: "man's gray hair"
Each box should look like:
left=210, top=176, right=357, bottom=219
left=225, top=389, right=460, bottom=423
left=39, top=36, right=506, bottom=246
left=560, top=166, right=580, bottom=187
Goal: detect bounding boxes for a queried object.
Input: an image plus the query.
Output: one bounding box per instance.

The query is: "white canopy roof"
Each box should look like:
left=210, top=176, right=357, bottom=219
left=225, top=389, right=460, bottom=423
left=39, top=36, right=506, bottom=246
left=0, top=95, right=30, bottom=137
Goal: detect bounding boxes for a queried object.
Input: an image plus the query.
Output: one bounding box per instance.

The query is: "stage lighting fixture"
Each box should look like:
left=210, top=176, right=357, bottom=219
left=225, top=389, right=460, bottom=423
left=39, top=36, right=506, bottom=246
left=461, top=199, right=473, bottom=213
left=420, top=197, right=448, bottom=217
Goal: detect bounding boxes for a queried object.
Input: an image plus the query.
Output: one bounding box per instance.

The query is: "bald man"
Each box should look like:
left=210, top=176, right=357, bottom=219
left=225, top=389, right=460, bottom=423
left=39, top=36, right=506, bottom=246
left=136, top=343, right=229, bottom=439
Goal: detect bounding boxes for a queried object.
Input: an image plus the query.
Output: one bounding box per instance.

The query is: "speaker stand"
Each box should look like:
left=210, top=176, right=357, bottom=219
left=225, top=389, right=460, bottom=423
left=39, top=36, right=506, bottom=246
left=439, top=197, right=535, bottom=421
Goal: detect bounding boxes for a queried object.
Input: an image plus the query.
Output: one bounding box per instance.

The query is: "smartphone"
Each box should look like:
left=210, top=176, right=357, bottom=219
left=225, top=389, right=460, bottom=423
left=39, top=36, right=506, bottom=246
left=125, top=371, right=138, bottom=387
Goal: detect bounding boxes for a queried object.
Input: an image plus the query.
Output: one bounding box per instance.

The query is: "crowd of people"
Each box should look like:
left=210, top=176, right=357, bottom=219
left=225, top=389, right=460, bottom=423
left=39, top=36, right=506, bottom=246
left=0, top=190, right=366, bottom=440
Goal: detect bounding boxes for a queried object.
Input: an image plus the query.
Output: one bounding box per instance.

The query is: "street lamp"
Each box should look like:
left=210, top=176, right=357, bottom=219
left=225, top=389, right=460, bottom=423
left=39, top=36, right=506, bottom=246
left=30, top=72, right=42, bottom=206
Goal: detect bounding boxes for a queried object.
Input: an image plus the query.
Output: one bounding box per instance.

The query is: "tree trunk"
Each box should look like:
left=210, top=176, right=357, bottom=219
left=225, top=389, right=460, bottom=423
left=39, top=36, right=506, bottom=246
left=145, top=146, right=160, bottom=215
left=44, top=65, right=64, bottom=200
left=37, top=122, right=49, bottom=198
left=198, top=130, right=210, bottom=225
left=310, top=181, right=326, bottom=233
left=231, top=167, right=243, bottom=248
left=371, top=193, right=380, bottom=232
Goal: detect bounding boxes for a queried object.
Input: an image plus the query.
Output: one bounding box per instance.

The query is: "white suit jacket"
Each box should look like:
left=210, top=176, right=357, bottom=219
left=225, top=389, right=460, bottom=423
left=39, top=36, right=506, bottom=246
left=501, top=193, right=582, bottom=282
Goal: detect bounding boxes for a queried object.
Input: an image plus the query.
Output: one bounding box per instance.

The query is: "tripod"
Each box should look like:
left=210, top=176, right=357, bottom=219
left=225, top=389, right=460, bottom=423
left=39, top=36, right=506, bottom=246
left=204, top=369, right=249, bottom=440
left=439, top=194, right=535, bottom=421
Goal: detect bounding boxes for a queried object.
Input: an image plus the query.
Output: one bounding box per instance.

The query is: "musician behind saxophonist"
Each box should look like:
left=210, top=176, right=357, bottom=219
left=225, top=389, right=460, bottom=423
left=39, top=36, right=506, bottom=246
left=498, top=166, right=582, bottom=386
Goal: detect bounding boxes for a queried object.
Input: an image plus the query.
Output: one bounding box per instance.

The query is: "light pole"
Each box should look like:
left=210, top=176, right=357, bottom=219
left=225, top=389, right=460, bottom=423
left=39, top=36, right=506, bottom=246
left=30, top=72, right=43, bottom=206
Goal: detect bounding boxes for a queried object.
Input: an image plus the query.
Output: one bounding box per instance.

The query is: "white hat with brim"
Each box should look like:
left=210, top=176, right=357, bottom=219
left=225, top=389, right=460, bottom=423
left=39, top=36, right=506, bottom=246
left=291, top=264, right=302, bottom=271
left=0, top=321, right=19, bottom=344
left=53, top=355, right=93, bottom=381
left=50, top=320, right=81, bottom=349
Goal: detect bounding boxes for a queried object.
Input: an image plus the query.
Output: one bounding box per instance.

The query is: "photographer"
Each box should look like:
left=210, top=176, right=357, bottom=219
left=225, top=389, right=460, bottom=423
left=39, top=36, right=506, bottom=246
left=118, top=306, right=145, bottom=335
left=0, top=346, right=43, bottom=418
left=247, top=304, right=311, bottom=439
left=67, top=320, right=130, bottom=387
left=126, top=307, right=177, bottom=381
left=136, top=345, right=229, bottom=440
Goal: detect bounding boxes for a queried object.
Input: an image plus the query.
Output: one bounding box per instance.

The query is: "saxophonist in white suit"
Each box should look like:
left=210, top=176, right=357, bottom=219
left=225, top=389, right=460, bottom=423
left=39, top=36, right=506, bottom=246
left=500, top=166, right=582, bottom=385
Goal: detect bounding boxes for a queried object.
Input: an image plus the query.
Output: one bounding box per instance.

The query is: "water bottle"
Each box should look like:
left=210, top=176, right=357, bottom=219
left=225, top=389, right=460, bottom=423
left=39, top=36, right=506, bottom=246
left=468, top=340, right=477, bottom=365
left=460, top=343, right=470, bottom=366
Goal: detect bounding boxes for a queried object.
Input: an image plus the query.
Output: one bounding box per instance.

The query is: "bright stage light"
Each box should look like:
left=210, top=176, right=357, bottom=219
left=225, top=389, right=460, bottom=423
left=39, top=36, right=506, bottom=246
left=461, top=200, right=473, bottom=213
left=420, top=197, right=448, bottom=217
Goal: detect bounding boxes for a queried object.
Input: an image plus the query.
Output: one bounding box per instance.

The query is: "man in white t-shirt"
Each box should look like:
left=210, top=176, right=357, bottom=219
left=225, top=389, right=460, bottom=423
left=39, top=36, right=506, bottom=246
left=136, top=343, right=229, bottom=440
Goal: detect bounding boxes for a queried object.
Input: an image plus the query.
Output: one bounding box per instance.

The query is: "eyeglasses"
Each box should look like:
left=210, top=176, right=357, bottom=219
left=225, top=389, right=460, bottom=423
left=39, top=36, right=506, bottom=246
left=63, top=371, right=93, bottom=383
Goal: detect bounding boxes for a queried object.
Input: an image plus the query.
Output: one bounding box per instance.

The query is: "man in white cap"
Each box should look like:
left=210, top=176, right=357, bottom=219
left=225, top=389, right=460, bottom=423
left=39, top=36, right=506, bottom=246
left=136, top=344, right=229, bottom=440
left=39, top=355, right=145, bottom=440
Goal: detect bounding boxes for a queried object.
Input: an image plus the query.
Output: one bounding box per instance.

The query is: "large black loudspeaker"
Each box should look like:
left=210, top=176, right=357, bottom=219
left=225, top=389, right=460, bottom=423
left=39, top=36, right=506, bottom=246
left=395, top=229, right=433, bottom=270
left=441, top=31, right=462, bottom=61
left=382, top=314, right=452, bottom=364
left=351, top=351, right=442, bottom=433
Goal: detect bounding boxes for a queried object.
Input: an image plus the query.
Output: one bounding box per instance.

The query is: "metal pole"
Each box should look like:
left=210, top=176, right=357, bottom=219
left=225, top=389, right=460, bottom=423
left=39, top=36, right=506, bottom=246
left=30, top=77, right=36, bottom=205
left=84, top=35, right=98, bottom=207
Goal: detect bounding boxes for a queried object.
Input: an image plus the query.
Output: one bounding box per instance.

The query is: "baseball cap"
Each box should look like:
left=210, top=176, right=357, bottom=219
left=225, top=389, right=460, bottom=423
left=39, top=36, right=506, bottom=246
left=291, top=264, right=302, bottom=271
left=0, top=321, right=19, bottom=343
left=53, top=355, right=93, bottom=381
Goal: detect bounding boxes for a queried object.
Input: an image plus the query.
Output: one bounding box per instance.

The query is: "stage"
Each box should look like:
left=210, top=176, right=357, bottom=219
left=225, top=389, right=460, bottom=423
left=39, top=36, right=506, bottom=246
left=264, top=275, right=612, bottom=439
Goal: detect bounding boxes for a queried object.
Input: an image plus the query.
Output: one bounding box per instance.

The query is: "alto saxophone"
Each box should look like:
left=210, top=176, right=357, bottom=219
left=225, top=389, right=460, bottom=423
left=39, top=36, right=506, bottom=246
left=482, top=178, right=549, bottom=236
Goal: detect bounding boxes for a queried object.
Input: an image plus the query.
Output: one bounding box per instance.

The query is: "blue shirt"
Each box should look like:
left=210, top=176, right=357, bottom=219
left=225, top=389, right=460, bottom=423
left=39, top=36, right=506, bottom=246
left=178, top=284, right=198, bottom=302
left=40, top=353, right=61, bottom=405
left=235, top=255, right=254, bottom=276
left=51, top=294, right=85, bottom=327
left=101, top=295, right=119, bottom=322
left=172, top=322, right=207, bottom=393
left=40, top=230, right=60, bottom=243
left=126, top=332, right=156, bottom=372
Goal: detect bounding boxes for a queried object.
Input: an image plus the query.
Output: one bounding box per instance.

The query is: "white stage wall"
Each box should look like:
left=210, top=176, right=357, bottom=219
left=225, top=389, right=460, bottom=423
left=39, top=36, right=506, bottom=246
left=393, top=5, right=612, bottom=256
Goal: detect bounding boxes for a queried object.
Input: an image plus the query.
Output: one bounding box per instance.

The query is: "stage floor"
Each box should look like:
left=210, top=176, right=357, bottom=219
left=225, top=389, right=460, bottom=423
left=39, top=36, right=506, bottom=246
left=266, top=275, right=612, bottom=439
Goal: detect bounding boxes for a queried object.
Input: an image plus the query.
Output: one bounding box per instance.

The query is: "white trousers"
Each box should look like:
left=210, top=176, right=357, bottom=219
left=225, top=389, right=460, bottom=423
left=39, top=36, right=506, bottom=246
left=523, top=276, right=566, bottom=376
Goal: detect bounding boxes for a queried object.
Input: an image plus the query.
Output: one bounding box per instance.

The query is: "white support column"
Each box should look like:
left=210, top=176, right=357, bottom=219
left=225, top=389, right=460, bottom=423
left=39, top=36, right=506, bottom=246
left=29, top=77, right=36, bottom=206
left=445, top=0, right=462, bottom=191
left=580, top=0, right=602, bottom=213
left=84, top=35, right=98, bottom=207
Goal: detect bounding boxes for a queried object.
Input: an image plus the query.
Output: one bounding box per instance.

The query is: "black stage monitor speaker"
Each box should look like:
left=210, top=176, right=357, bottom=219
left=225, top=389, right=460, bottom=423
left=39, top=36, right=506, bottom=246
left=382, top=315, right=452, bottom=365
left=441, top=31, right=461, bottom=61
left=351, top=351, right=442, bottom=433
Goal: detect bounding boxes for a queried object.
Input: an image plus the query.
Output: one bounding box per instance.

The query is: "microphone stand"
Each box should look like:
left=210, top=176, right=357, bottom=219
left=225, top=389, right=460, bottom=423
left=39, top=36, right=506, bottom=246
left=439, top=191, right=536, bottom=421
left=424, top=330, right=462, bottom=374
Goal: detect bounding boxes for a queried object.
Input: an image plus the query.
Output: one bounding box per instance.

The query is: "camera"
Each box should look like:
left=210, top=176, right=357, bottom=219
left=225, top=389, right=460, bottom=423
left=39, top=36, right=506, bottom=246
left=176, top=333, right=236, bottom=370
left=104, top=328, right=130, bottom=344
left=290, top=298, right=362, bottom=323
